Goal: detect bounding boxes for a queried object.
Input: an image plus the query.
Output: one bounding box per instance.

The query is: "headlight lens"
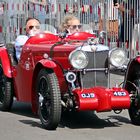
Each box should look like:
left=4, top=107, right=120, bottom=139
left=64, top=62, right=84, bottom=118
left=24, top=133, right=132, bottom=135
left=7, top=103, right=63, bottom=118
left=109, top=48, right=127, bottom=67
left=69, top=50, right=88, bottom=69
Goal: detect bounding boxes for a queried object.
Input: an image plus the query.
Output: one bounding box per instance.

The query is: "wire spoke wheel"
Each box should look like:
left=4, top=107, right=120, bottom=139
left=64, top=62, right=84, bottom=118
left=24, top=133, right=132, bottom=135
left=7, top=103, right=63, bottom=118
left=36, top=69, right=61, bottom=130
left=38, top=77, right=51, bottom=121
left=129, top=79, right=140, bottom=125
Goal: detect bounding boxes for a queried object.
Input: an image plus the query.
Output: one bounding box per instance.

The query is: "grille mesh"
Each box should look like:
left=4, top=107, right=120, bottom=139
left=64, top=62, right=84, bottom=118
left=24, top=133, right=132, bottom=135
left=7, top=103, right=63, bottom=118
left=80, top=50, right=109, bottom=88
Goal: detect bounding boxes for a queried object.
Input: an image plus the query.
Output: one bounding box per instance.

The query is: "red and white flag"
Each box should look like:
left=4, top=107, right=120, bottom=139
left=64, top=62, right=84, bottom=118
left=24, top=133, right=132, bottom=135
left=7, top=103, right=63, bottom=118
left=0, top=3, right=4, bottom=15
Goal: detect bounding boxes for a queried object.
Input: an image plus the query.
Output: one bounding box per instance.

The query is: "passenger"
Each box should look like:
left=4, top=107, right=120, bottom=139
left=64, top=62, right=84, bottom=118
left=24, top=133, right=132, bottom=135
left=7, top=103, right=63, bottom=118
left=59, top=15, right=82, bottom=35
left=15, top=18, right=41, bottom=61
left=15, top=35, right=28, bottom=60
left=25, top=17, right=41, bottom=37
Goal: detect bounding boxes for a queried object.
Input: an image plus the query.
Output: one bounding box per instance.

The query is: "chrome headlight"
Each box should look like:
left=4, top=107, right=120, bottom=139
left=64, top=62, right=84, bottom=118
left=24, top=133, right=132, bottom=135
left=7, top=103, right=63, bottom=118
left=99, top=31, right=107, bottom=38
left=109, top=48, right=127, bottom=67
left=69, top=50, right=88, bottom=70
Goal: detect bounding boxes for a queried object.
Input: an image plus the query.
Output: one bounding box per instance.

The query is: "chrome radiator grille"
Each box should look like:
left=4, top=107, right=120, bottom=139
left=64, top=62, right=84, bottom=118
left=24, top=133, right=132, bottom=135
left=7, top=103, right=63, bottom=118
left=80, top=50, right=109, bottom=88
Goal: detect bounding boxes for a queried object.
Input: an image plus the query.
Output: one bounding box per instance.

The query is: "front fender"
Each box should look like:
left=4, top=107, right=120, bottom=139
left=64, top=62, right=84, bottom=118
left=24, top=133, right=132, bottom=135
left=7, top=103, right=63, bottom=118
left=31, top=59, right=57, bottom=114
left=0, top=47, right=12, bottom=78
left=38, top=59, right=57, bottom=69
left=123, top=56, right=140, bottom=89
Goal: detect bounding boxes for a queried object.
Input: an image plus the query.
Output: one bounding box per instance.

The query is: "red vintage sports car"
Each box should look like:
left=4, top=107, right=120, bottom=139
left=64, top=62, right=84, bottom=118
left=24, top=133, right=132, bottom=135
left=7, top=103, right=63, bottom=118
left=0, top=30, right=139, bottom=130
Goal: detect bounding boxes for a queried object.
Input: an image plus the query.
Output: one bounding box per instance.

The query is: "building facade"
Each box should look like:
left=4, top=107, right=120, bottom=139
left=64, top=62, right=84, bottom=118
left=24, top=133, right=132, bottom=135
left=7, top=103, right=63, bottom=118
left=0, top=0, right=139, bottom=58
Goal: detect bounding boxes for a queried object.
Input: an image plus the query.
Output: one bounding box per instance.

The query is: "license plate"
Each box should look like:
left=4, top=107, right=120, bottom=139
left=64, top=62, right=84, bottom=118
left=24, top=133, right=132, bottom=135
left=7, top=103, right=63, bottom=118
left=114, top=91, right=126, bottom=96
left=81, top=93, right=95, bottom=98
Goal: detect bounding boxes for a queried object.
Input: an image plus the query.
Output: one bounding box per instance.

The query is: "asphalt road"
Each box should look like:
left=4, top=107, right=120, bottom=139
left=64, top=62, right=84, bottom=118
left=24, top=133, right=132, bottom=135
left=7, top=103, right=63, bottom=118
left=0, top=74, right=140, bottom=140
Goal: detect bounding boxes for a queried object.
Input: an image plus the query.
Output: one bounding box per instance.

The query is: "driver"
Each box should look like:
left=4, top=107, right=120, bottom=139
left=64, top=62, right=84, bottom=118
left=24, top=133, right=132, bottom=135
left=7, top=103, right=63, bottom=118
left=59, top=15, right=82, bottom=35
left=59, top=15, right=109, bottom=52
left=15, top=18, right=41, bottom=61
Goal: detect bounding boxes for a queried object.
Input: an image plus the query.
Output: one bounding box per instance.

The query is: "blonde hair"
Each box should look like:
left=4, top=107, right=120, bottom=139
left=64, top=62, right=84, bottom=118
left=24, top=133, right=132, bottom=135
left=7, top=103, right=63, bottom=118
left=59, top=15, right=79, bottom=32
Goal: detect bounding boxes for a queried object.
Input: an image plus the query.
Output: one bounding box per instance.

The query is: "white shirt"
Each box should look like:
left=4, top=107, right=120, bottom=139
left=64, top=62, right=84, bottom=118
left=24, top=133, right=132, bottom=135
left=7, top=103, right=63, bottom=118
left=15, top=35, right=28, bottom=60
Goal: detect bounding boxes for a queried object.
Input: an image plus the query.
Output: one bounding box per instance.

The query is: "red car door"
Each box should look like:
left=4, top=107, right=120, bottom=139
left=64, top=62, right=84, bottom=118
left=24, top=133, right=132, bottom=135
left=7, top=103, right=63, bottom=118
left=14, top=45, right=34, bottom=102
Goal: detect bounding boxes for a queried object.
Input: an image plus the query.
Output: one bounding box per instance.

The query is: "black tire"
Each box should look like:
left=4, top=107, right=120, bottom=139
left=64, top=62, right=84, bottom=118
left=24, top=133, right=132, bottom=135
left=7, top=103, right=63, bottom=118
left=36, top=69, right=61, bottom=130
left=129, top=79, right=140, bottom=125
left=6, top=43, right=18, bottom=65
left=0, top=65, right=13, bottom=111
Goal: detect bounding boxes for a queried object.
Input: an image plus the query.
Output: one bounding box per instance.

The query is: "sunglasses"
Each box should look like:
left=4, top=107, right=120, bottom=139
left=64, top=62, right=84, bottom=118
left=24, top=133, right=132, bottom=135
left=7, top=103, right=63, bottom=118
left=69, top=25, right=82, bottom=29
left=29, top=25, right=40, bottom=30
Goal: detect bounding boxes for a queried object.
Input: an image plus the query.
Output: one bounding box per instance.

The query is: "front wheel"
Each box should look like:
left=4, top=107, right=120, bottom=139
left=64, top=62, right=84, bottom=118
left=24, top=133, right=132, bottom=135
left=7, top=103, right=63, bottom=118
left=36, top=69, right=61, bottom=130
left=0, top=65, right=13, bottom=111
left=129, top=79, right=140, bottom=125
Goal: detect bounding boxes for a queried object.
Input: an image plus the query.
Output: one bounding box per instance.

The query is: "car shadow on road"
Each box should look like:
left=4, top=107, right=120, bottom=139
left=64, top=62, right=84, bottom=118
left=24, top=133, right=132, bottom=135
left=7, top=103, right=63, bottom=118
left=10, top=101, right=44, bottom=129
left=10, top=101, right=131, bottom=130
left=59, top=111, right=131, bottom=129
left=11, top=101, right=36, bottom=118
